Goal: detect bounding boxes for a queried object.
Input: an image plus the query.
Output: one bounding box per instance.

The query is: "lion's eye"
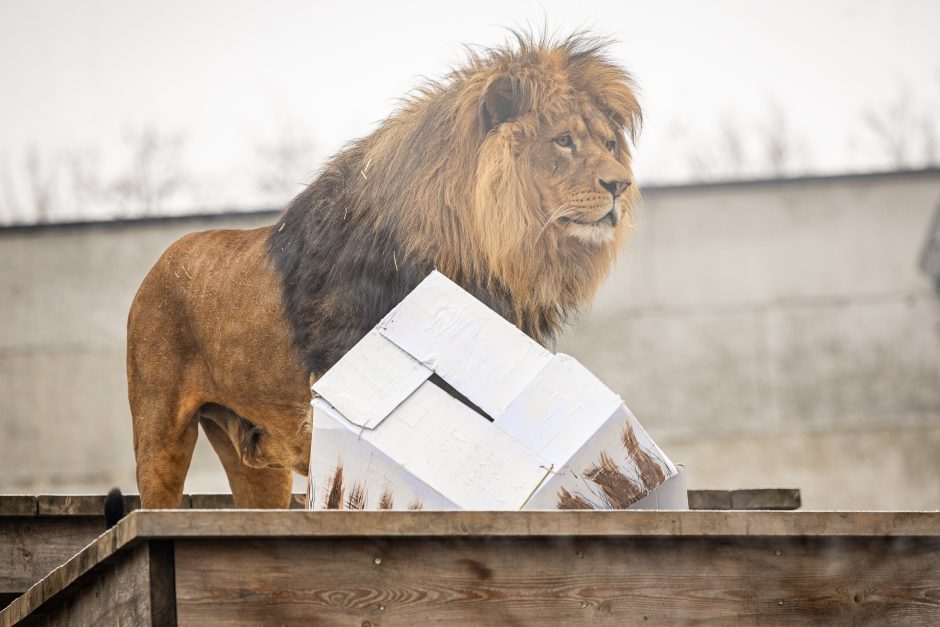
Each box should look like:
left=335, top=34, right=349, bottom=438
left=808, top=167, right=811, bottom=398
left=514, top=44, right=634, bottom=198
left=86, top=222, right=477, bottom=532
left=606, top=139, right=618, bottom=153
left=554, top=134, right=574, bottom=148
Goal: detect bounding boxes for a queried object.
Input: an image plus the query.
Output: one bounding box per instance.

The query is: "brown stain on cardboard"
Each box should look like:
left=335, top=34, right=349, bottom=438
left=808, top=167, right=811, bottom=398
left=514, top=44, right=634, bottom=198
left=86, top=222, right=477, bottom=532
left=557, top=487, right=593, bottom=509
left=324, top=464, right=344, bottom=509
left=584, top=450, right=643, bottom=508
left=346, top=481, right=367, bottom=510
left=622, top=423, right=666, bottom=490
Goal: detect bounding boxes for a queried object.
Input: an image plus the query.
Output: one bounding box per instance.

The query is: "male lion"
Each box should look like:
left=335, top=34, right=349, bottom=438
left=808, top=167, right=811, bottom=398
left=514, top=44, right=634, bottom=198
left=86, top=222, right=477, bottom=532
left=127, top=33, right=641, bottom=508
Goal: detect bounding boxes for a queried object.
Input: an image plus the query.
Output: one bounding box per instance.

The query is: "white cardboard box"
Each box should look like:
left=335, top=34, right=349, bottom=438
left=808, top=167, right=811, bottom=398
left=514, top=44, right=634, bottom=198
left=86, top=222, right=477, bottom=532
left=307, top=271, right=679, bottom=511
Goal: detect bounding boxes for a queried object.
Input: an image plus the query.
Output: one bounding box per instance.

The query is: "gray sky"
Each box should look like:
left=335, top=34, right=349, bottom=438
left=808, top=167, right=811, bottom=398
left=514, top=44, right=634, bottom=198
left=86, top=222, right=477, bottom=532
left=1, top=0, right=939, bottom=223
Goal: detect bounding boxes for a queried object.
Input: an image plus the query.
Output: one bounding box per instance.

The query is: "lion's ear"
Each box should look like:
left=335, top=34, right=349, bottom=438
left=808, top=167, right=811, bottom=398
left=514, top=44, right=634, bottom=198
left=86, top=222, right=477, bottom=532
left=480, top=75, right=524, bottom=135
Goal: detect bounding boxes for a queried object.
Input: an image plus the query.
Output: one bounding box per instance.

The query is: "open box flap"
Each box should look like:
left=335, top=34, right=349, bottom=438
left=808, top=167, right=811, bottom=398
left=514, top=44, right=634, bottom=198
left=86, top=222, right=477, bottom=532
left=377, top=271, right=552, bottom=419
left=312, top=330, right=431, bottom=429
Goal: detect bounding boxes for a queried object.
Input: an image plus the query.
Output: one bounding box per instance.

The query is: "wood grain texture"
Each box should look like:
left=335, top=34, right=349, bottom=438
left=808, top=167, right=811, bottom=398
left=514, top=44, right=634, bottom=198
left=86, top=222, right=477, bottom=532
left=3, top=510, right=939, bottom=626
left=688, top=489, right=732, bottom=509
left=689, top=489, right=802, bottom=510
left=174, top=536, right=940, bottom=626
left=0, top=517, right=103, bottom=595
left=17, top=543, right=154, bottom=627
left=0, top=489, right=798, bottom=516
left=148, top=541, right=177, bottom=627
left=0, top=493, right=307, bottom=516
left=0, top=519, right=136, bottom=626
left=129, top=509, right=940, bottom=538
left=188, top=493, right=305, bottom=510
left=731, top=489, right=802, bottom=510
left=0, top=497, right=37, bottom=517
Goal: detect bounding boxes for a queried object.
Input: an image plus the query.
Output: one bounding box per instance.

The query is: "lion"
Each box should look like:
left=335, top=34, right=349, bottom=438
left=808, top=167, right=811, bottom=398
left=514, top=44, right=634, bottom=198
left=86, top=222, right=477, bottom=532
left=126, top=32, right=641, bottom=509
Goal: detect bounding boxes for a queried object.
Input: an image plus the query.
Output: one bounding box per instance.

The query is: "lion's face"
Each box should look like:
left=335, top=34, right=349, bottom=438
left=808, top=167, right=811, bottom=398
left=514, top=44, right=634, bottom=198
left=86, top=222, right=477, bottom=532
left=476, top=67, right=639, bottom=253
left=528, top=102, right=635, bottom=246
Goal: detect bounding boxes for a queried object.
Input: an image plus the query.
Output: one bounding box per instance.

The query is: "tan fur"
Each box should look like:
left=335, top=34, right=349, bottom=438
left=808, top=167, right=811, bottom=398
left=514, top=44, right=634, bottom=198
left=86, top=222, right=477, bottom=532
left=127, top=32, right=641, bottom=508
left=357, top=34, right=641, bottom=335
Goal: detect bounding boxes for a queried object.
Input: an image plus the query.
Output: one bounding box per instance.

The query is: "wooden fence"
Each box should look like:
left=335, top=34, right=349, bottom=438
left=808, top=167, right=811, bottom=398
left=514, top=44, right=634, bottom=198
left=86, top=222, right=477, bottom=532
left=2, top=507, right=938, bottom=626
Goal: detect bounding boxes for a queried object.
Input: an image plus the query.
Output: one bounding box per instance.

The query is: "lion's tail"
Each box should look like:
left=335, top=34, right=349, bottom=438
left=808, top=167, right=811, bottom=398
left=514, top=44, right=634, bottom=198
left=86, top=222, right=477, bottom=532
left=104, top=487, right=125, bottom=529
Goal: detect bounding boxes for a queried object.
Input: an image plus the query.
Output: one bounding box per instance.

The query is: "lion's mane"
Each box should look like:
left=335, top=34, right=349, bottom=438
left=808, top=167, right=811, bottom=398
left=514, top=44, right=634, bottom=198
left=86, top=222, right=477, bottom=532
left=268, top=32, right=642, bottom=375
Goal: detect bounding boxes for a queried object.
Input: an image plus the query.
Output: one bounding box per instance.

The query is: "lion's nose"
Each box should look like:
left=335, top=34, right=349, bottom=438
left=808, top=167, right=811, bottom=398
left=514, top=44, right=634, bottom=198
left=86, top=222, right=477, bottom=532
left=599, top=179, right=631, bottom=198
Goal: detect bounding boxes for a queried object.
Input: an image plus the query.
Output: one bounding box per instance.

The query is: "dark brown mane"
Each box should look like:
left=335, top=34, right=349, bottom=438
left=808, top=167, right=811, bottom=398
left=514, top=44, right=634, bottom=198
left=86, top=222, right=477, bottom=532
left=267, top=31, right=642, bottom=375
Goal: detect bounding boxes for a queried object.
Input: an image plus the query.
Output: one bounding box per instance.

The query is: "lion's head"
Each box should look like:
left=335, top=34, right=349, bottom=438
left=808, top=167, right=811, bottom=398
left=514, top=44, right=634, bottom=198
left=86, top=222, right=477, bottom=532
left=270, top=33, right=642, bottom=373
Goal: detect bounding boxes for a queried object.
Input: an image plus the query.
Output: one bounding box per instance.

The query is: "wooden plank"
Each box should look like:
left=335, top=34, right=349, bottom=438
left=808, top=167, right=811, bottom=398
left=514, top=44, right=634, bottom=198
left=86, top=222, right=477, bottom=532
left=3, top=510, right=940, bottom=626
left=689, top=489, right=801, bottom=510
left=0, top=496, right=37, bottom=517
left=0, top=517, right=103, bottom=596
left=17, top=543, right=158, bottom=627
left=730, top=489, right=801, bottom=510
left=187, top=494, right=235, bottom=509
left=0, top=514, right=140, bottom=626
left=0, top=493, right=303, bottom=601
left=5, top=489, right=799, bottom=517
left=148, top=541, right=177, bottom=627
left=173, top=536, right=940, bottom=625
left=688, top=489, right=732, bottom=509
left=36, top=493, right=180, bottom=516
left=188, top=493, right=304, bottom=509
left=128, top=510, right=940, bottom=539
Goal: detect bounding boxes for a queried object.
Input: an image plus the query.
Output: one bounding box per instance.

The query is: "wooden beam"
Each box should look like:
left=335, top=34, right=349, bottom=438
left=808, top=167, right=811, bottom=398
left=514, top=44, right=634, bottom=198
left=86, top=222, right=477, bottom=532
left=0, top=489, right=801, bottom=517
left=0, top=517, right=104, bottom=597
left=2, top=510, right=938, bottom=626
left=174, top=535, right=940, bottom=625
left=688, top=488, right=801, bottom=510
left=127, top=509, right=940, bottom=538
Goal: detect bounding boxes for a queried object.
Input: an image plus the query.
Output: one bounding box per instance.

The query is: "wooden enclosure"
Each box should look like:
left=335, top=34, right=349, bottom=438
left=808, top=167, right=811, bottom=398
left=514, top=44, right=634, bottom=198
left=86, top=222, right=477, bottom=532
left=0, top=493, right=306, bottom=609
left=0, top=489, right=799, bottom=609
left=2, top=508, right=938, bottom=626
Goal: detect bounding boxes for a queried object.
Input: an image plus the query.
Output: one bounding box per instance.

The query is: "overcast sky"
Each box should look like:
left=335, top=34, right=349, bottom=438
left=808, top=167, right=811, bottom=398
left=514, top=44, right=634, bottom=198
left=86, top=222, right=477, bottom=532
left=1, top=0, right=939, bottom=223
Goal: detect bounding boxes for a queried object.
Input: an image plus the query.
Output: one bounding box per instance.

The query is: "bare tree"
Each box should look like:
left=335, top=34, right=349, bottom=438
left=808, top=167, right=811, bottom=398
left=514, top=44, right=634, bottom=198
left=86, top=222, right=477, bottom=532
left=718, top=118, right=746, bottom=177
left=760, top=103, right=794, bottom=176
left=254, top=124, right=316, bottom=202
left=24, top=145, right=57, bottom=223
left=63, top=147, right=105, bottom=216
left=0, top=155, right=23, bottom=224
left=111, top=127, right=188, bottom=216
left=682, top=117, right=749, bottom=182
left=862, top=83, right=940, bottom=170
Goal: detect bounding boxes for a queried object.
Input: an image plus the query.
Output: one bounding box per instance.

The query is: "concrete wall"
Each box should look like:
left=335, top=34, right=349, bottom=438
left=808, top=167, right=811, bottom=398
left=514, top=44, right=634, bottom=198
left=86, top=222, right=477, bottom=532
left=559, top=171, right=940, bottom=509
left=0, top=212, right=281, bottom=495
left=2, top=170, right=939, bottom=508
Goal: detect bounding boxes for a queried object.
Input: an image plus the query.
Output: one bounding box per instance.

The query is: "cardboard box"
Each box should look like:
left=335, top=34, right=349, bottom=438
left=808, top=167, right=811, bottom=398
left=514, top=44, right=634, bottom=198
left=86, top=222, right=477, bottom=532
left=307, top=271, right=679, bottom=511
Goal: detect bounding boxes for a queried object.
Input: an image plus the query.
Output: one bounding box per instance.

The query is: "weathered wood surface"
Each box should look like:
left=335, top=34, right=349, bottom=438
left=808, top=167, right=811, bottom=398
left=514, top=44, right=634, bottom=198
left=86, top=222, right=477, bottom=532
left=0, top=489, right=798, bottom=516
left=127, top=509, right=940, bottom=537
left=0, top=493, right=307, bottom=517
left=0, top=498, right=36, bottom=517
left=688, top=488, right=801, bottom=510
left=0, top=510, right=940, bottom=627
left=0, top=492, right=306, bottom=601
left=0, top=517, right=104, bottom=598
left=15, top=544, right=158, bottom=627
left=174, top=535, right=940, bottom=626
left=0, top=489, right=798, bottom=601
left=2, top=510, right=939, bottom=626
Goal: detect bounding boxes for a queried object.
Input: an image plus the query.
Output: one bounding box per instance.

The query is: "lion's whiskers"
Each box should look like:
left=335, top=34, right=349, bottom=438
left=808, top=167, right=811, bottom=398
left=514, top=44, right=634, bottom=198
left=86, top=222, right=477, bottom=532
left=536, top=202, right=574, bottom=241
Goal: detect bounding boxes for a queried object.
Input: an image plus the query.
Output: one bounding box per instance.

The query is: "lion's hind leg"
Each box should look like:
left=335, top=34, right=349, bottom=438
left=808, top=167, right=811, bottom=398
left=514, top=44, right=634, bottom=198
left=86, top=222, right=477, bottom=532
left=132, top=395, right=201, bottom=509
left=198, top=405, right=292, bottom=509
